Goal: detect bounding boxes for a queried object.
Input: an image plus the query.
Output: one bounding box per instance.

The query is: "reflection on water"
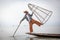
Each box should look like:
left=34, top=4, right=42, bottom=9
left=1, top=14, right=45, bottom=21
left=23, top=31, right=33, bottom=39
left=0, top=35, right=60, bottom=40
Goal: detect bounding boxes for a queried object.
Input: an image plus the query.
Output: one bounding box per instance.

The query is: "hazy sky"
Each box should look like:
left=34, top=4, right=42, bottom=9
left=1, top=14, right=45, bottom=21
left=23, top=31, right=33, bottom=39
left=0, top=0, right=60, bottom=37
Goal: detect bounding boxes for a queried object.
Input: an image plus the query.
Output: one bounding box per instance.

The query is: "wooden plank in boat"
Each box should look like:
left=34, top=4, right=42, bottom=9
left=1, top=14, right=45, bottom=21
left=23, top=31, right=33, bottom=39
left=26, top=33, right=60, bottom=38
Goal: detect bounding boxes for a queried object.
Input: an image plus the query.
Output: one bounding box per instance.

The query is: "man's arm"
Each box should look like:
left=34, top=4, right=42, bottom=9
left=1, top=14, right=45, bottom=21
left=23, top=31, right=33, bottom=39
left=20, top=15, right=26, bottom=24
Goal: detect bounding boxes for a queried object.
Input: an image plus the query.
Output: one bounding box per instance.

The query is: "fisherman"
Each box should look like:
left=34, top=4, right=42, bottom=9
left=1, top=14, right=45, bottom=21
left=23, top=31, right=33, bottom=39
left=20, top=11, right=43, bottom=33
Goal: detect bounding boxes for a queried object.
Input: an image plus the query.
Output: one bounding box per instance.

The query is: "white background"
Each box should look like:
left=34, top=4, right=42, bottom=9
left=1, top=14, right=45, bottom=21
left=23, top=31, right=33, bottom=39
left=0, top=0, right=60, bottom=37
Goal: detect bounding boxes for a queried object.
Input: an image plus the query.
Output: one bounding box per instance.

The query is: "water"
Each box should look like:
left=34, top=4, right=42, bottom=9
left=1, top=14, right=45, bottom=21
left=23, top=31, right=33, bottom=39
left=0, top=35, right=60, bottom=40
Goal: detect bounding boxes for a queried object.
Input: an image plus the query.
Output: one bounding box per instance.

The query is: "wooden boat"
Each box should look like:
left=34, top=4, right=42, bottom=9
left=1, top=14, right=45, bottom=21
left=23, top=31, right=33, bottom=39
left=26, top=33, right=60, bottom=38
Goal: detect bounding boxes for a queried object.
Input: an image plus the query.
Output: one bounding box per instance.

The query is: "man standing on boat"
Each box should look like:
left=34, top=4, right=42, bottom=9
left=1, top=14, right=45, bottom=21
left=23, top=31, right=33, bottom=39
left=20, top=11, right=43, bottom=33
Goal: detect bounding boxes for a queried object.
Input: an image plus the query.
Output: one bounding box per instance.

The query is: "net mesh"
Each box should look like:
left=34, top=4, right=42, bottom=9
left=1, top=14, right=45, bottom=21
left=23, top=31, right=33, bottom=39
left=28, top=3, right=52, bottom=24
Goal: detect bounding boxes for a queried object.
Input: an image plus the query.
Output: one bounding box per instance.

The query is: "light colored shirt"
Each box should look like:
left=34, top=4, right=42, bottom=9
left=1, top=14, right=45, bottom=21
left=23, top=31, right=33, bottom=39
left=21, top=13, right=33, bottom=22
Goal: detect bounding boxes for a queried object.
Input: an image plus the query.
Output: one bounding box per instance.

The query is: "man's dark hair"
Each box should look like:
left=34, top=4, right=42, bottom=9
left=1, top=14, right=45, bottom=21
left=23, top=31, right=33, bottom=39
left=24, top=11, right=28, bottom=13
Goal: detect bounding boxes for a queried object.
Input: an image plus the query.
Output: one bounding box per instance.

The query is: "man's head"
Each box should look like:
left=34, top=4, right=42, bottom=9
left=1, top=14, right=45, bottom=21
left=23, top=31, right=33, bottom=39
left=24, top=11, right=28, bottom=14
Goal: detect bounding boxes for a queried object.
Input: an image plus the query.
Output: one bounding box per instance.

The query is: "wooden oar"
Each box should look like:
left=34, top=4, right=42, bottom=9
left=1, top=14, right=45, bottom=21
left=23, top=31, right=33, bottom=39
left=13, top=21, right=21, bottom=37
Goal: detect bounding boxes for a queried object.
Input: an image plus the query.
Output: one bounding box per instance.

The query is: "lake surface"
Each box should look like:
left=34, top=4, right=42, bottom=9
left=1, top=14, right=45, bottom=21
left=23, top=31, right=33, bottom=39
left=0, top=35, right=60, bottom=40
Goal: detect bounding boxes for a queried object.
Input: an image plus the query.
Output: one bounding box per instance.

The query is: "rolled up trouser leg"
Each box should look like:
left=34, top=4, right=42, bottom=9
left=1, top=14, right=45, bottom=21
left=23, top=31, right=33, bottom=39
left=29, top=19, right=42, bottom=33
left=29, top=20, right=33, bottom=33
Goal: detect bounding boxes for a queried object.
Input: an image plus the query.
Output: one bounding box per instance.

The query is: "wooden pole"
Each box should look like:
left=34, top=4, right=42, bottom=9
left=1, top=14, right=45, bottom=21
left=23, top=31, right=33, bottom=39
left=13, top=21, right=21, bottom=37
